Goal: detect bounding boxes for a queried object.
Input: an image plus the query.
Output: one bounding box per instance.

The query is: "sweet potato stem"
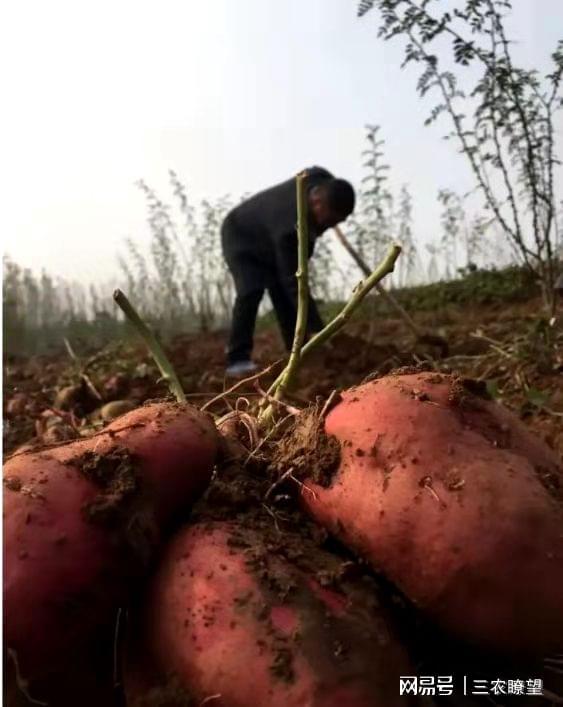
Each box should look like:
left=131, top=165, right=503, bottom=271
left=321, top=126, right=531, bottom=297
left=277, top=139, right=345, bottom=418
left=274, top=171, right=310, bottom=401
left=333, top=225, right=448, bottom=353
left=298, top=243, right=402, bottom=356
left=258, top=173, right=310, bottom=424
left=113, top=289, right=186, bottom=404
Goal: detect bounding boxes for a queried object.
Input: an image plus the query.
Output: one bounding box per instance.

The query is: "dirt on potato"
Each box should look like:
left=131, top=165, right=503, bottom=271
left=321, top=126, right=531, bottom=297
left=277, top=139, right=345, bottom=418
left=270, top=404, right=342, bottom=488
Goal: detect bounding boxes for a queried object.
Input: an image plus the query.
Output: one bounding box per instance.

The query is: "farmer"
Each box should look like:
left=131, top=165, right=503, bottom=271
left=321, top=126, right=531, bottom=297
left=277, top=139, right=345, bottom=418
left=221, top=166, right=355, bottom=376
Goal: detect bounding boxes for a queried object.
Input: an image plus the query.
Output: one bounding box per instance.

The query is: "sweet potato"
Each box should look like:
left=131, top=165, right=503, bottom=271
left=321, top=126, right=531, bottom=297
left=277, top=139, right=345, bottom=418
left=3, top=402, right=218, bottom=684
left=297, top=372, right=563, bottom=657
left=125, top=520, right=415, bottom=707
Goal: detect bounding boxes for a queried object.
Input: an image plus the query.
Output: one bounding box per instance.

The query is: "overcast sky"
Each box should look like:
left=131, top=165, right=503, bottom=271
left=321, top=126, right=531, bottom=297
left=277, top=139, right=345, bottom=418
left=2, top=0, right=562, bottom=286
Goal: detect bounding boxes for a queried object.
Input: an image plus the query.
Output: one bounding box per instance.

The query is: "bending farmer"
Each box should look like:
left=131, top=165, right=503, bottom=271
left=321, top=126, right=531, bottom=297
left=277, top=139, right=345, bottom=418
left=221, top=166, right=355, bottom=376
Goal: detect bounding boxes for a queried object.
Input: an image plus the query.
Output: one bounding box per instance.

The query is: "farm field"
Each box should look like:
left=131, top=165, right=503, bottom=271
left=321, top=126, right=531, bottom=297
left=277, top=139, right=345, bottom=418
left=4, top=0, right=563, bottom=704
left=4, top=277, right=563, bottom=706
left=5, top=285, right=562, bottom=461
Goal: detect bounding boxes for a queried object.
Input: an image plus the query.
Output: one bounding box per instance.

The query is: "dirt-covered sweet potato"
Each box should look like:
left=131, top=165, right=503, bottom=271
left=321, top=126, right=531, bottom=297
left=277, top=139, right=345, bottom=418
left=3, top=402, right=218, bottom=684
left=295, top=371, right=563, bottom=657
left=125, top=520, right=416, bottom=707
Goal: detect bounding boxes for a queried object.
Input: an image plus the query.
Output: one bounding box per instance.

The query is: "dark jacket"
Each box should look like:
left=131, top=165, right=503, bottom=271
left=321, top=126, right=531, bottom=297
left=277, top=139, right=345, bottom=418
left=221, top=166, right=333, bottom=297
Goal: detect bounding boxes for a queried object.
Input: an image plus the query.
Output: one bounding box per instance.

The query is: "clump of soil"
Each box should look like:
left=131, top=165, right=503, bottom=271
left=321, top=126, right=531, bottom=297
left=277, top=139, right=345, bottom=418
left=79, top=447, right=139, bottom=521
left=76, top=447, right=159, bottom=566
left=4, top=475, right=23, bottom=492
left=459, top=376, right=492, bottom=401
left=446, top=374, right=493, bottom=410
left=270, top=405, right=341, bottom=488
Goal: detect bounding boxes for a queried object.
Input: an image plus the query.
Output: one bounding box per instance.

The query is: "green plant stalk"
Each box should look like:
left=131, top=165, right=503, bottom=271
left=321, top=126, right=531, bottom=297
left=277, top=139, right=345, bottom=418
left=113, top=288, right=186, bottom=404
left=258, top=173, right=310, bottom=425
left=333, top=225, right=448, bottom=354
left=274, top=172, right=310, bottom=400
left=262, top=243, right=402, bottom=416
left=333, top=225, right=422, bottom=339
left=298, top=243, right=402, bottom=358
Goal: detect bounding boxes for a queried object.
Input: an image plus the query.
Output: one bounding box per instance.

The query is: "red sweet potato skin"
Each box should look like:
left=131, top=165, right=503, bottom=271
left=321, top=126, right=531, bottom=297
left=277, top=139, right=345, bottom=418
left=301, top=372, right=563, bottom=657
left=125, top=520, right=415, bottom=707
left=3, top=402, right=218, bottom=682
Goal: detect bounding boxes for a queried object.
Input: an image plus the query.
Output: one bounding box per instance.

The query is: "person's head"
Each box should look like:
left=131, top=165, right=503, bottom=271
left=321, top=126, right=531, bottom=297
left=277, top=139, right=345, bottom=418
left=309, top=178, right=355, bottom=231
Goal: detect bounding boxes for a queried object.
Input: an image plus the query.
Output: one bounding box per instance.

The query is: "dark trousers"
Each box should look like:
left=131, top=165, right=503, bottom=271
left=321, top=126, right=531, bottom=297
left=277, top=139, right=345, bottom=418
left=227, top=283, right=323, bottom=365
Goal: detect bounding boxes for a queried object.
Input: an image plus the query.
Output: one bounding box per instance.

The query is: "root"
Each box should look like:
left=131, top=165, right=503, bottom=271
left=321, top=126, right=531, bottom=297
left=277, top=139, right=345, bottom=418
left=319, top=389, right=342, bottom=421
left=264, top=468, right=295, bottom=501
left=200, top=360, right=282, bottom=413
left=254, top=381, right=300, bottom=416
left=113, top=607, right=124, bottom=688
left=261, top=503, right=283, bottom=533
left=7, top=648, right=48, bottom=706
left=245, top=413, right=294, bottom=466
left=420, top=476, right=446, bottom=507
left=217, top=410, right=260, bottom=450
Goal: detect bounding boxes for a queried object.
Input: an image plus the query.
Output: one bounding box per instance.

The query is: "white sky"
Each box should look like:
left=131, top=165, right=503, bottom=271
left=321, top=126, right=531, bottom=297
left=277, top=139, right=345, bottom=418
left=2, top=0, right=562, bottom=285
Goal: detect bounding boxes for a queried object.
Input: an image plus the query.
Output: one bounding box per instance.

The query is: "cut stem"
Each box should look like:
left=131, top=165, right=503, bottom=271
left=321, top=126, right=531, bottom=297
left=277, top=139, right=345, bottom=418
left=333, top=225, right=421, bottom=338
left=298, top=243, right=402, bottom=358
left=113, top=289, right=186, bottom=404
left=333, top=225, right=448, bottom=355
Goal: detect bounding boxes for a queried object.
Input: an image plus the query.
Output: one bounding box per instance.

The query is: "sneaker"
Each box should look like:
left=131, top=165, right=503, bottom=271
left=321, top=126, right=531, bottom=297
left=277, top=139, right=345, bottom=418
left=225, top=360, right=258, bottom=377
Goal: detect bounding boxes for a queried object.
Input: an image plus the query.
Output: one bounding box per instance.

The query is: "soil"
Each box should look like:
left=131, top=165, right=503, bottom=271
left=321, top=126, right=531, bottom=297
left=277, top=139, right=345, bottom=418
left=4, top=297, right=562, bottom=461
left=79, top=447, right=140, bottom=521
left=76, top=447, right=160, bottom=566
left=271, top=404, right=341, bottom=487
